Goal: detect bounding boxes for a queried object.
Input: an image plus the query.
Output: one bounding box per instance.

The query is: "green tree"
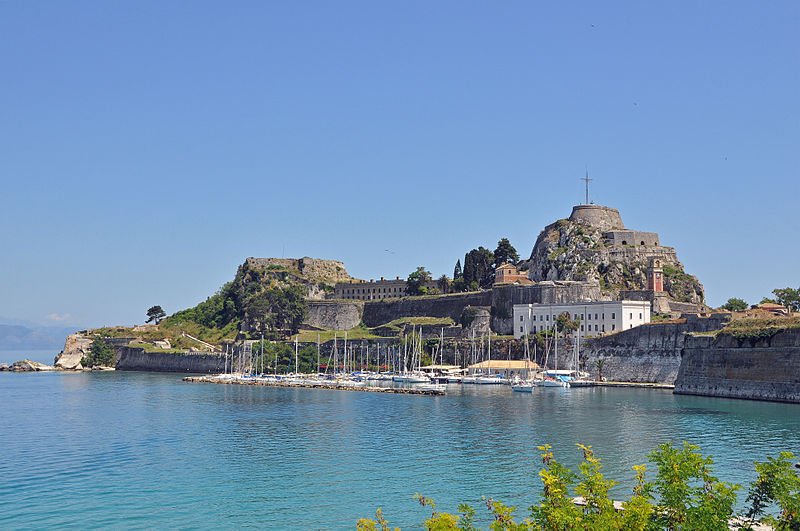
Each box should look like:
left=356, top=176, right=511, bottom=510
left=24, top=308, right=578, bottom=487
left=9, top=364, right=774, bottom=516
left=721, top=298, right=748, bottom=312
left=556, top=311, right=579, bottom=334
left=745, top=451, right=800, bottom=529
left=648, top=441, right=739, bottom=530
left=146, top=305, right=166, bottom=324
left=463, top=247, right=495, bottom=289
left=245, top=285, right=307, bottom=339
left=437, top=275, right=451, bottom=295
left=493, top=237, right=519, bottom=267
left=82, top=337, right=115, bottom=368
left=773, top=287, right=800, bottom=313
left=453, top=259, right=463, bottom=280
left=270, top=284, right=308, bottom=336
left=407, top=266, right=433, bottom=296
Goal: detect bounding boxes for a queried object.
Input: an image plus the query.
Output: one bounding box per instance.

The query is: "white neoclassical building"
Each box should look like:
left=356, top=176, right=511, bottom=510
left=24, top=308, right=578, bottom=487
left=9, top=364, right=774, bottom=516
left=512, top=300, right=651, bottom=339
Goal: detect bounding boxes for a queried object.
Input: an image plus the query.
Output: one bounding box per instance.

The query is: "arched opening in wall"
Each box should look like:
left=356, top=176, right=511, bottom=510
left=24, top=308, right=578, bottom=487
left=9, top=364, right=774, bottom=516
left=641, top=241, right=645, bottom=246
left=655, top=241, right=659, bottom=246
left=622, top=240, right=627, bottom=245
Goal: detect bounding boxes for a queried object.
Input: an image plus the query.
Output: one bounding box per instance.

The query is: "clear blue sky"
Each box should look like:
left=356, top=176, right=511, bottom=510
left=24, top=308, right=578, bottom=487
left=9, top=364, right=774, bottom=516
left=2, top=1, right=798, bottom=328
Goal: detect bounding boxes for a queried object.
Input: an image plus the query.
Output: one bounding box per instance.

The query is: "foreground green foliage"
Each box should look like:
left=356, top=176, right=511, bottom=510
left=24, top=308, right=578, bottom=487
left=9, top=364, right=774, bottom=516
left=358, top=443, right=799, bottom=530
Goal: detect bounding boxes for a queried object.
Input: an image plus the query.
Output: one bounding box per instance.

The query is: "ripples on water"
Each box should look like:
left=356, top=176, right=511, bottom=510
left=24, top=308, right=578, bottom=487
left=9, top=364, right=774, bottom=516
left=1, top=372, right=799, bottom=529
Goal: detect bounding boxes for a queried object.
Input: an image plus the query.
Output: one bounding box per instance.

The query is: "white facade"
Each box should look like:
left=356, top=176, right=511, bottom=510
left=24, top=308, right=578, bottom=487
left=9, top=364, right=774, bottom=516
left=512, top=300, right=651, bottom=339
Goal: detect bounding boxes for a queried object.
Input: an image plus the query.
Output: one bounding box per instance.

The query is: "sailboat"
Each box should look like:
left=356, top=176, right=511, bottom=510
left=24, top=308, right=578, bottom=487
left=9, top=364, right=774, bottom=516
left=392, top=327, right=431, bottom=383
left=511, top=324, right=535, bottom=393
left=537, top=327, right=568, bottom=388
left=475, top=332, right=506, bottom=384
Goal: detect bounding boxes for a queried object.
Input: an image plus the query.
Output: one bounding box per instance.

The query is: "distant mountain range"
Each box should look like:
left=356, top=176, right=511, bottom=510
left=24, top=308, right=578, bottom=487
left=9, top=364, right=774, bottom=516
left=0, top=324, right=79, bottom=350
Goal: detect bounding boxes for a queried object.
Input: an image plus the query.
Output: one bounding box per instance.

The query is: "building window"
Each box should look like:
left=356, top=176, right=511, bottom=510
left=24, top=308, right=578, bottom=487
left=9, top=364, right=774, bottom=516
left=520, top=315, right=523, bottom=322
left=595, top=313, right=598, bottom=320
left=546, top=315, right=549, bottom=321
left=612, top=324, right=616, bottom=331
left=602, top=324, right=605, bottom=332
left=595, top=325, right=598, bottom=331
left=520, top=326, right=523, bottom=333
left=612, top=313, right=616, bottom=319
left=630, top=313, right=633, bottom=320
left=602, top=313, right=605, bottom=319
left=581, top=325, right=584, bottom=331
left=639, top=313, right=643, bottom=319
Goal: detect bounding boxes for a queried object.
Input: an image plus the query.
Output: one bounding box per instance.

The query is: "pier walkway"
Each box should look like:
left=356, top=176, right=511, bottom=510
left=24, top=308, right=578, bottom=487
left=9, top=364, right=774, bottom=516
left=183, top=375, right=446, bottom=395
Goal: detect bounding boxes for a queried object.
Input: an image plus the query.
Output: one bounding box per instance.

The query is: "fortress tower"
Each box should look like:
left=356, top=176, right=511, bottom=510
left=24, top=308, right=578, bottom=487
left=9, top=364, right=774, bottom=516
left=648, top=258, right=664, bottom=292
left=568, top=204, right=625, bottom=232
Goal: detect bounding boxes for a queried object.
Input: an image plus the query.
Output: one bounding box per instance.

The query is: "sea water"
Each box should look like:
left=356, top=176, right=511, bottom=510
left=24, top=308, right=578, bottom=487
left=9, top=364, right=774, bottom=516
left=1, top=371, right=799, bottom=529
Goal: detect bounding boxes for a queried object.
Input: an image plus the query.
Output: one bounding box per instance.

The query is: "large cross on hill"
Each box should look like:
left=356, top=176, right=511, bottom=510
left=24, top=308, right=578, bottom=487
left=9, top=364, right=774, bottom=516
left=582, top=171, right=592, bottom=204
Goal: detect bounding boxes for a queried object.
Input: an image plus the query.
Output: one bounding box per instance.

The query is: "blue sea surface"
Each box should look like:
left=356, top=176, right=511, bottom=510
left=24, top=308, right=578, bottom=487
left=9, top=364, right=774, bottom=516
left=1, top=371, right=799, bottom=529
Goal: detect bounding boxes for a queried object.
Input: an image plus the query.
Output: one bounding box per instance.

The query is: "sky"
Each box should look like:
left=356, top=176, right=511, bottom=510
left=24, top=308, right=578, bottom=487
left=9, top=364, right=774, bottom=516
left=1, top=1, right=798, bottom=329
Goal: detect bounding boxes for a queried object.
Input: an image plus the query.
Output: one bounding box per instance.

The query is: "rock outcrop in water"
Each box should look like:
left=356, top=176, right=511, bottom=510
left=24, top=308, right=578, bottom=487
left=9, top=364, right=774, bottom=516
left=0, top=359, right=56, bottom=372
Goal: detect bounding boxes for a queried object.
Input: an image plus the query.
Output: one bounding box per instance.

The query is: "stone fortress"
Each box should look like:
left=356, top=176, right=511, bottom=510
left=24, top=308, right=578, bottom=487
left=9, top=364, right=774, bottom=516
left=306, top=201, right=707, bottom=336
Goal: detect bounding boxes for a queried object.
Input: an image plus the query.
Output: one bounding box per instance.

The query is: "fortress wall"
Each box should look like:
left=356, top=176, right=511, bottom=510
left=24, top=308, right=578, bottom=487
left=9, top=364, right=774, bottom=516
left=116, top=347, right=226, bottom=373
left=675, top=330, right=800, bottom=403
left=491, top=282, right=603, bottom=335
left=604, top=231, right=660, bottom=247
left=362, top=292, right=492, bottom=328
left=569, top=205, right=625, bottom=231
left=581, top=314, right=729, bottom=383
left=305, top=300, right=363, bottom=330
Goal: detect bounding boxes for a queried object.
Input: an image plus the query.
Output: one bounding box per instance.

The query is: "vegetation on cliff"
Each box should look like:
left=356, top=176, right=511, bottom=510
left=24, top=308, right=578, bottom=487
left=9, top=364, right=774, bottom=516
left=164, top=259, right=312, bottom=340
left=525, top=218, right=704, bottom=304
left=358, top=443, right=800, bottom=530
left=716, top=316, right=800, bottom=341
left=81, top=337, right=115, bottom=367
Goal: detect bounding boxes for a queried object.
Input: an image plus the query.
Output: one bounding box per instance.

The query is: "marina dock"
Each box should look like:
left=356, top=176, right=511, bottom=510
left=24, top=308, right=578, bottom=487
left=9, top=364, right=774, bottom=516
left=183, top=375, right=447, bottom=395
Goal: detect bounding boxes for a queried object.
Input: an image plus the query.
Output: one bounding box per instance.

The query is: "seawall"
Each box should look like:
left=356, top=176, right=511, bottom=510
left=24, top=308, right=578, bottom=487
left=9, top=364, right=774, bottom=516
left=582, top=314, right=730, bottom=384
left=116, top=347, right=226, bottom=373
left=675, top=329, right=800, bottom=403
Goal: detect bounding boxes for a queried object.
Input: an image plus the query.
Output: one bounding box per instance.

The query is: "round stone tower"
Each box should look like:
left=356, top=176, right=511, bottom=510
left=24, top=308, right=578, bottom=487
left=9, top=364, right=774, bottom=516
left=568, top=205, right=625, bottom=231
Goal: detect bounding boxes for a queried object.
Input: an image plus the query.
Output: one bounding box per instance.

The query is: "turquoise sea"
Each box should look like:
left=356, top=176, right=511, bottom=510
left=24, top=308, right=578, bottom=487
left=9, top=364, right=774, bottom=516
left=1, top=370, right=799, bottom=529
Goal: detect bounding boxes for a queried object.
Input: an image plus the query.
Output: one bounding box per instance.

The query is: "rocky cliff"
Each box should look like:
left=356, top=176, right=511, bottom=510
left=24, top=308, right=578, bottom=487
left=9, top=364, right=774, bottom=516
left=237, top=257, right=354, bottom=300
left=54, top=333, right=93, bottom=370
left=523, top=205, right=704, bottom=307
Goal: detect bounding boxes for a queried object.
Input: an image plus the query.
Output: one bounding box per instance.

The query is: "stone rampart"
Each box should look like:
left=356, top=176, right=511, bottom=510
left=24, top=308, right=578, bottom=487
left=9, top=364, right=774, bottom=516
left=582, top=314, right=730, bottom=383
left=675, top=329, right=800, bottom=403
left=569, top=204, right=625, bottom=231
left=492, top=282, right=603, bottom=334
left=362, top=292, right=492, bottom=328
left=116, top=347, right=226, bottom=373
left=306, top=300, right=363, bottom=330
